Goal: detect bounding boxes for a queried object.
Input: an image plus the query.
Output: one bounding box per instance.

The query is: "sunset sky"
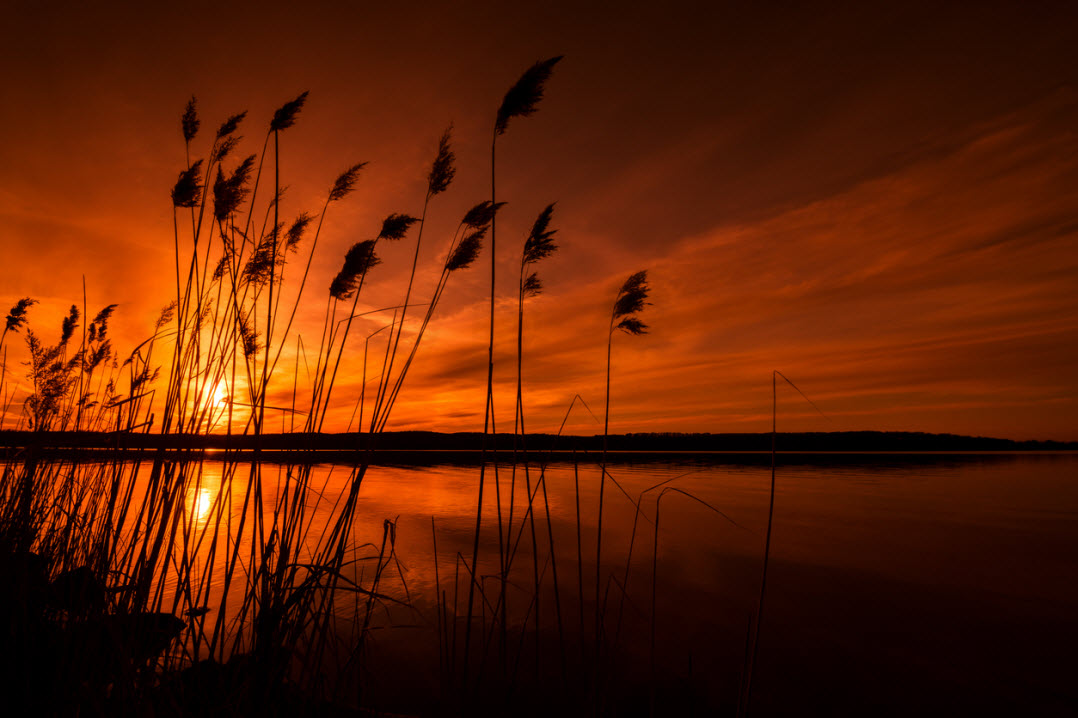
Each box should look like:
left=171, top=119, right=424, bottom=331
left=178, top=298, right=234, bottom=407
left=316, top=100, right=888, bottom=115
left=2, top=1, right=1077, bottom=440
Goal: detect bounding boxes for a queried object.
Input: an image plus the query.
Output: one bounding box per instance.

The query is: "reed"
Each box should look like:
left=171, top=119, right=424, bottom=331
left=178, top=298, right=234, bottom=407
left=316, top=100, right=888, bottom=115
left=464, top=54, right=563, bottom=689
left=372, top=126, right=454, bottom=428
left=596, top=270, right=650, bottom=675
left=508, top=202, right=563, bottom=677
left=0, top=70, right=772, bottom=718
left=0, top=299, right=38, bottom=430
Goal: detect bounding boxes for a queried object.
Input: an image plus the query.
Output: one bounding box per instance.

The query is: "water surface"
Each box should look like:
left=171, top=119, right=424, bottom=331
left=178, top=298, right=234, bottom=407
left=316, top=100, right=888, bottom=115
left=262, top=452, right=1078, bottom=714
left=22, top=451, right=1071, bottom=714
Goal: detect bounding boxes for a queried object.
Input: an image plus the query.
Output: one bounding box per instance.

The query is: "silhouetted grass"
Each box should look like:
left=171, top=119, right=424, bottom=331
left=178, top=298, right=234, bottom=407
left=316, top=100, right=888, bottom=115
left=0, top=67, right=791, bottom=718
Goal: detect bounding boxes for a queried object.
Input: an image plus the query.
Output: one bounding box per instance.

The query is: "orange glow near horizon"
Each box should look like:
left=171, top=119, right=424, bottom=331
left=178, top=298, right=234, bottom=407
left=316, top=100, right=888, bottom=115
left=1, top=2, right=1077, bottom=440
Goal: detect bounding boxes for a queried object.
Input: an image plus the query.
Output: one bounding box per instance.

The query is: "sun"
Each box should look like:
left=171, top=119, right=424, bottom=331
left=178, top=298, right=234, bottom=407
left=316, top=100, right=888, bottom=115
left=212, top=382, right=229, bottom=405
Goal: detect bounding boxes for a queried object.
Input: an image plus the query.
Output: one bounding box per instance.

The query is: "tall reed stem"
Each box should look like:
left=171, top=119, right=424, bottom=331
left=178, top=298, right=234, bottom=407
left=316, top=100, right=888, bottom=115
left=464, top=130, right=498, bottom=688
left=739, top=370, right=777, bottom=717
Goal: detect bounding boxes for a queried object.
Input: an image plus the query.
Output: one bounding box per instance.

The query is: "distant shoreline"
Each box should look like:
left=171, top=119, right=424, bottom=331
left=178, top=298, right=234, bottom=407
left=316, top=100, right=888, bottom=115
left=2, top=429, right=1074, bottom=459
left=3, top=448, right=1076, bottom=468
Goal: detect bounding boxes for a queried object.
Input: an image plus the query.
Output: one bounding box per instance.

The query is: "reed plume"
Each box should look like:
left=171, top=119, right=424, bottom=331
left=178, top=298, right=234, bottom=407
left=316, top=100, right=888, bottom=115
left=329, top=240, right=381, bottom=301
left=212, top=155, right=257, bottom=222
left=171, top=160, right=203, bottom=208
left=269, top=91, right=309, bottom=132
left=90, top=304, right=117, bottom=332
left=60, top=305, right=80, bottom=345
left=212, top=136, right=241, bottom=165
left=613, top=271, right=651, bottom=316
left=182, top=96, right=200, bottom=143
left=82, top=338, right=112, bottom=373
left=446, top=231, right=484, bottom=271
left=285, top=212, right=313, bottom=252
left=523, top=203, right=558, bottom=263
left=329, top=163, right=368, bottom=202
left=216, top=111, right=247, bottom=140
left=86, top=304, right=118, bottom=345
left=377, top=213, right=420, bottom=241
left=242, top=226, right=284, bottom=288
left=4, top=297, right=37, bottom=335
left=1, top=298, right=37, bottom=414
left=155, top=301, right=176, bottom=330
left=496, top=56, right=564, bottom=135
left=522, top=202, right=558, bottom=298
left=238, top=307, right=261, bottom=358
left=462, top=200, right=506, bottom=229
left=428, top=126, right=456, bottom=196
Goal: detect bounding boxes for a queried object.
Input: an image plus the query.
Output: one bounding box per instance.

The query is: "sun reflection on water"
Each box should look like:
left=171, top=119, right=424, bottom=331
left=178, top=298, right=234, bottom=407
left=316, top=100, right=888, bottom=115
left=183, top=465, right=223, bottom=526
left=190, top=488, right=214, bottom=523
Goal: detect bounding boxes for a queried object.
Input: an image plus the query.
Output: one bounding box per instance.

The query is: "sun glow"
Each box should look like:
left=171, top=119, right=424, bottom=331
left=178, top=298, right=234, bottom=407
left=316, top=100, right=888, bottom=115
left=192, top=380, right=237, bottom=433
left=186, top=486, right=215, bottom=525
left=184, top=464, right=223, bottom=526
left=212, top=382, right=229, bottom=405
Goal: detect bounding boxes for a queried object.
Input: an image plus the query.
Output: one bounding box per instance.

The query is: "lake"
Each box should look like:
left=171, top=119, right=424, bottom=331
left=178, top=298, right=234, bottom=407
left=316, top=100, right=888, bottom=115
left=8, top=450, right=1074, bottom=715
left=144, top=451, right=1075, bottom=715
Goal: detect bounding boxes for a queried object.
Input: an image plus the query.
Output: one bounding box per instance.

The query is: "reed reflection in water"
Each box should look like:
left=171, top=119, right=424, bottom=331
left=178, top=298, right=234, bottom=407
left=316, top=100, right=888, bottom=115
left=4, top=452, right=1074, bottom=714
left=140, top=453, right=1077, bottom=713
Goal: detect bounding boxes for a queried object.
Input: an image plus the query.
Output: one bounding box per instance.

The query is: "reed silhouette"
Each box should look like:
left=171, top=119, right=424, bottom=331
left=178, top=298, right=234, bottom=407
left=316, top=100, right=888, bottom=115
left=463, top=54, right=563, bottom=691
left=0, top=68, right=834, bottom=718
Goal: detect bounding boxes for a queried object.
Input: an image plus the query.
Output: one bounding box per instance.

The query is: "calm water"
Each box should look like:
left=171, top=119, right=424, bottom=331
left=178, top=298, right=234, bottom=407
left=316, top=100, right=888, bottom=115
left=28, top=452, right=1075, bottom=714
left=157, top=451, right=1076, bottom=715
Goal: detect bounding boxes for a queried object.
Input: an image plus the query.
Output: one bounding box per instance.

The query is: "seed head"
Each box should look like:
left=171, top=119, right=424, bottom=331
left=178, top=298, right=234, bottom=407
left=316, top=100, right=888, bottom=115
left=427, top=126, right=456, bottom=196
left=286, top=212, right=313, bottom=252
left=447, top=231, right=483, bottom=272
left=238, top=308, right=261, bottom=358
left=523, top=203, right=558, bottom=265
left=4, top=297, right=37, bottom=333
left=461, top=200, right=506, bottom=230
left=60, top=305, right=79, bottom=345
left=329, top=163, right=368, bottom=201
left=211, top=136, right=240, bottom=164
left=496, top=56, right=563, bottom=135
left=90, top=304, right=118, bottom=341
left=85, top=339, right=112, bottom=371
left=182, top=96, right=199, bottom=143
left=213, top=154, right=257, bottom=222
left=242, top=224, right=285, bottom=286
left=213, top=254, right=230, bottom=281
left=616, top=317, right=648, bottom=335
left=329, top=240, right=381, bottom=300
left=612, top=270, right=651, bottom=335
left=270, top=91, right=309, bottom=132
left=378, top=213, right=420, bottom=241
left=155, top=301, right=177, bottom=330
left=171, top=160, right=204, bottom=208
left=523, top=272, right=542, bottom=298
left=216, top=111, right=247, bottom=140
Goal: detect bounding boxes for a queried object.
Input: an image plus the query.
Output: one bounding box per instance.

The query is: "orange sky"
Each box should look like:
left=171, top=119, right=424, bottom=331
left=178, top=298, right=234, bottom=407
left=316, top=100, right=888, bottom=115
left=2, top=1, right=1077, bottom=440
